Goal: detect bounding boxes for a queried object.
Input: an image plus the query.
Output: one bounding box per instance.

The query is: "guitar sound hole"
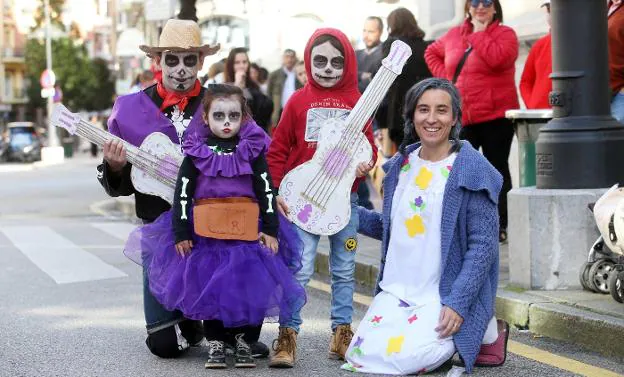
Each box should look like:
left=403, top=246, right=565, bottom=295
left=322, top=148, right=351, bottom=178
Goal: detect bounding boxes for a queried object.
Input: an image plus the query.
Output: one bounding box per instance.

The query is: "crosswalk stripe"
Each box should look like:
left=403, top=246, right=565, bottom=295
left=1, top=226, right=127, bottom=284
left=89, top=222, right=137, bottom=241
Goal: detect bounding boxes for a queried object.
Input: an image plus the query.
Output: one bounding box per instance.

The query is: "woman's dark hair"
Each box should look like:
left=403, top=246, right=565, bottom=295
left=202, top=83, right=251, bottom=123
left=258, top=67, right=269, bottom=83
left=464, top=0, right=504, bottom=23
left=387, top=7, right=426, bottom=39
left=398, top=78, right=463, bottom=155
left=310, top=34, right=345, bottom=56
left=224, top=47, right=259, bottom=90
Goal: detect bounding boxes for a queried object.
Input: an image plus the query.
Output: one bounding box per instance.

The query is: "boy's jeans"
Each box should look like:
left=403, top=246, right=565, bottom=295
left=611, top=92, right=624, bottom=123
left=280, top=193, right=359, bottom=333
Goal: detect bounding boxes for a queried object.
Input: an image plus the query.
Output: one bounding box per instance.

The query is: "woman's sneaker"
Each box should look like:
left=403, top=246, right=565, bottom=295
left=204, top=340, right=227, bottom=369
left=233, top=334, right=256, bottom=368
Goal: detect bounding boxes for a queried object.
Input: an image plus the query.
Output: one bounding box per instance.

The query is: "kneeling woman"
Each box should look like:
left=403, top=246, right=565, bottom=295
left=343, top=78, right=509, bottom=375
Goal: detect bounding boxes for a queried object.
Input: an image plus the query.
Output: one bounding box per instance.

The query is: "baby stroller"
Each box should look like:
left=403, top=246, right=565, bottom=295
left=579, top=184, right=624, bottom=303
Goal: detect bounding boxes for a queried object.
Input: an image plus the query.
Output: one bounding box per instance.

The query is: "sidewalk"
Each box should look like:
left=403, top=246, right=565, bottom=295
left=105, top=192, right=624, bottom=360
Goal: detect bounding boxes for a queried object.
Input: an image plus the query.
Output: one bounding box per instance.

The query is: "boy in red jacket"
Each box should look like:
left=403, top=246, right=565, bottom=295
left=266, top=28, right=377, bottom=368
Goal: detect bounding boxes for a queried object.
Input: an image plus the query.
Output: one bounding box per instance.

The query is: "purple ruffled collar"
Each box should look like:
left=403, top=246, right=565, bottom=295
left=182, top=119, right=267, bottom=177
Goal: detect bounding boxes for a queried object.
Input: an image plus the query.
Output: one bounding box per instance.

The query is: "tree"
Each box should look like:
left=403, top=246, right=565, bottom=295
left=178, top=0, right=198, bottom=22
left=25, top=38, right=115, bottom=116
left=31, top=0, right=66, bottom=31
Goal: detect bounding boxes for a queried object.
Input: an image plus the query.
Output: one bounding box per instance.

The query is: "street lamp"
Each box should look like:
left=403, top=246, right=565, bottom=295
left=535, top=0, right=624, bottom=188
left=40, top=0, right=65, bottom=164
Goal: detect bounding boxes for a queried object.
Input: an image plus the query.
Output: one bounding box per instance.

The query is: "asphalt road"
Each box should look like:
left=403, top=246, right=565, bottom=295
left=1, top=155, right=623, bottom=377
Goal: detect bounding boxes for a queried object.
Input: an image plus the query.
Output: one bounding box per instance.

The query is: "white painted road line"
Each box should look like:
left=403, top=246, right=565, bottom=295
left=89, top=222, right=137, bottom=241
left=1, top=226, right=127, bottom=284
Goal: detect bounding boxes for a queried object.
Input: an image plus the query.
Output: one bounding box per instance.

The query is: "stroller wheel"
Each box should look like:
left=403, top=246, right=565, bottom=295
left=579, top=262, right=593, bottom=291
left=608, top=271, right=624, bottom=303
left=588, top=260, right=615, bottom=294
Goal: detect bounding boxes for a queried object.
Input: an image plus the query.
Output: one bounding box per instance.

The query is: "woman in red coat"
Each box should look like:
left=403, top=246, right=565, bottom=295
left=425, top=0, right=519, bottom=242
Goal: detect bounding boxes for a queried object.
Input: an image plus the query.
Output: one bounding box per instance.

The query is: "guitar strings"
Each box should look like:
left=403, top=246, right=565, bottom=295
left=305, top=69, right=395, bottom=207
left=303, top=69, right=394, bottom=206
left=78, top=124, right=176, bottom=187
left=314, top=71, right=392, bottom=207
left=76, top=120, right=179, bottom=187
left=77, top=119, right=180, bottom=178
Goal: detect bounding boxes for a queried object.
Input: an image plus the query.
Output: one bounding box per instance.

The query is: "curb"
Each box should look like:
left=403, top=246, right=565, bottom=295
left=102, top=197, right=624, bottom=359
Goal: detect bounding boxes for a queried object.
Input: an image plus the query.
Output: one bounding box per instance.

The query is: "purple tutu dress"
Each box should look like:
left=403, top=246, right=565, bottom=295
left=124, top=120, right=306, bottom=328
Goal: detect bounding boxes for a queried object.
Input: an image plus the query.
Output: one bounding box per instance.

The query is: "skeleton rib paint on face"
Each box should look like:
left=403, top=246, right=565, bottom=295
left=161, top=51, right=201, bottom=92
left=311, top=41, right=344, bottom=88
left=204, top=97, right=243, bottom=139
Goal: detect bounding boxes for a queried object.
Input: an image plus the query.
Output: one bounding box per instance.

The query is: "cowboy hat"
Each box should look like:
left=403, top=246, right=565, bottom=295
left=139, top=19, right=220, bottom=57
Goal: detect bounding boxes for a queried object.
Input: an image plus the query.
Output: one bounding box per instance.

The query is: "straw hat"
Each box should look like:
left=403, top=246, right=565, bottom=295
left=139, top=19, right=220, bottom=57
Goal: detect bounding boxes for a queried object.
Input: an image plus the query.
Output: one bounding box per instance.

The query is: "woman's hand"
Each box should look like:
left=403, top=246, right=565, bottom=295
left=436, top=305, right=464, bottom=338
left=175, top=240, right=193, bottom=257
left=234, top=70, right=247, bottom=88
left=472, top=18, right=488, bottom=32
left=103, top=139, right=127, bottom=173
left=276, top=195, right=290, bottom=218
left=259, top=233, right=278, bottom=254
left=356, top=161, right=375, bottom=178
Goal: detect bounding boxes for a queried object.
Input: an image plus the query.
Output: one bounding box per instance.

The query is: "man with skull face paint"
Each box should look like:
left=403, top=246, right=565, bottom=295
left=267, top=28, right=378, bottom=368
left=96, top=19, right=269, bottom=359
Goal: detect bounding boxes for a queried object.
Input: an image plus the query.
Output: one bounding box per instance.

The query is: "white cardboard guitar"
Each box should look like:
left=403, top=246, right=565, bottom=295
left=279, top=40, right=412, bottom=235
left=51, top=104, right=182, bottom=204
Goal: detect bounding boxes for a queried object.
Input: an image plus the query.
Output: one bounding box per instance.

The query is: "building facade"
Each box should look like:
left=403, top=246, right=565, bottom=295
left=0, top=0, right=28, bottom=123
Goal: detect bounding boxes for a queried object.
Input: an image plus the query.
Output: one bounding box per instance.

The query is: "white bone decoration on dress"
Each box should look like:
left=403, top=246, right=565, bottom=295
left=179, top=176, right=190, bottom=220
left=279, top=40, right=412, bottom=235
left=260, top=172, right=274, bottom=214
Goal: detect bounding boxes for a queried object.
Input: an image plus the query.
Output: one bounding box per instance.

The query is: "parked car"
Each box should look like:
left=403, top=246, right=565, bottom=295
left=5, top=122, right=42, bottom=162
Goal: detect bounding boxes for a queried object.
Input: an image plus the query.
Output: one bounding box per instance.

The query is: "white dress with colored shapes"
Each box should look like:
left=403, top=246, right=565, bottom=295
left=343, top=149, right=457, bottom=375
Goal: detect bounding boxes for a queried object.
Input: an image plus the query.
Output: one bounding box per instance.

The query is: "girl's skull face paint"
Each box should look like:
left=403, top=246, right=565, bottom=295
left=204, top=97, right=243, bottom=139
left=161, top=52, right=201, bottom=92
left=310, top=41, right=344, bottom=88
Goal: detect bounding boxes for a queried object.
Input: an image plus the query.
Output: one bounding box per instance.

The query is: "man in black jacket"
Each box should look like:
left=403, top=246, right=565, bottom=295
left=355, top=16, right=384, bottom=210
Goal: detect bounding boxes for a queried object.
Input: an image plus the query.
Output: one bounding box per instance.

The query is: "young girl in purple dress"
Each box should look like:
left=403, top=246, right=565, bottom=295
left=125, top=84, right=306, bottom=369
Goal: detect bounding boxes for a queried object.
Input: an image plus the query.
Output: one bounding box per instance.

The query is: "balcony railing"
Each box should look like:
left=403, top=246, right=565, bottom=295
left=2, top=47, right=25, bottom=58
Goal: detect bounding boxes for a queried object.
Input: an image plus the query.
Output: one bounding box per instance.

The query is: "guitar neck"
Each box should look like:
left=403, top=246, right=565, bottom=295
left=345, top=67, right=397, bottom=134
left=73, top=120, right=144, bottom=167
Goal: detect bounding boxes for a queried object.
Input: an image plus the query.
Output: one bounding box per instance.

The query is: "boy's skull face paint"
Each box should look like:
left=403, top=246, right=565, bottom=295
left=310, top=41, right=344, bottom=88
left=206, top=97, right=243, bottom=139
left=161, top=52, right=200, bottom=92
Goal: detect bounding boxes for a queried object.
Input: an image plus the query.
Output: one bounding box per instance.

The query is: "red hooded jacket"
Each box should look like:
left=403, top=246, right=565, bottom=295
left=520, top=33, right=552, bottom=109
left=267, top=28, right=378, bottom=192
left=425, top=19, right=519, bottom=126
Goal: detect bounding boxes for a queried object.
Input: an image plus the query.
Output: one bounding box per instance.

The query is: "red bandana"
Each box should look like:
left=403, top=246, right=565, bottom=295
left=156, top=79, right=201, bottom=112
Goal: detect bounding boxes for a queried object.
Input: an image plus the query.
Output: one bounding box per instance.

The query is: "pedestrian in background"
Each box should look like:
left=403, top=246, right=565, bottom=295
left=376, top=7, right=432, bottom=156
left=294, top=61, right=307, bottom=87
left=520, top=1, right=552, bottom=109
left=608, top=0, right=624, bottom=123
left=224, top=48, right=274, bottom=133
left=268, top=49, right=298, bottom=127
left=355, top=16, right=385, bottom=210
left=203, top=58, right=226, bottom=86
left=425, top=0, right=519, bottom=243
left=250, top=62, right=270, bottom=95
left=356, top=16, right=384, bottom=94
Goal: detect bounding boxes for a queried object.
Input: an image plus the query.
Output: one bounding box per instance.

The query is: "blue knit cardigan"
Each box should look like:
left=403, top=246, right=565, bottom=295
left=357, top=141, right=503, bottom=373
